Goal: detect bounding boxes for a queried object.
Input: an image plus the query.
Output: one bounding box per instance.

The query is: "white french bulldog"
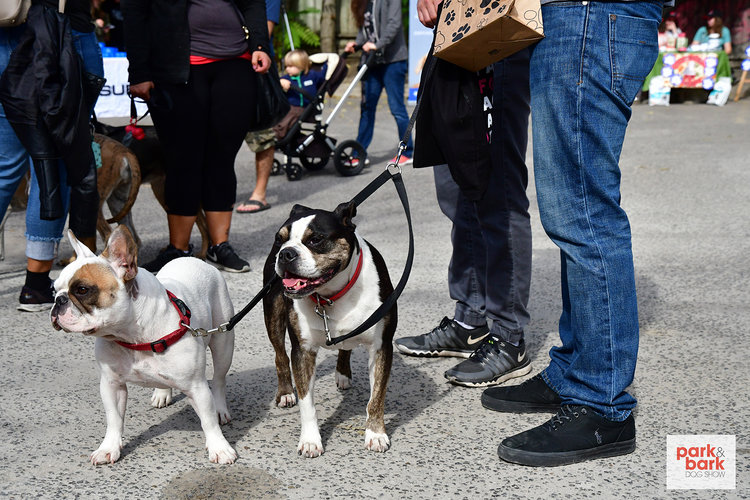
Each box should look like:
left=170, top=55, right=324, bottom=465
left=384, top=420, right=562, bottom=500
left=50, top=226, right=237, bottom=465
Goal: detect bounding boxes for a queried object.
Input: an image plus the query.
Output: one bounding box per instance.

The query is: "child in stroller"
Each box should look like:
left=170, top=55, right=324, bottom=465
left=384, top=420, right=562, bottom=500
left=274, top=50, right=327, bottom=140
left=272, top=49, right=369, bottom=180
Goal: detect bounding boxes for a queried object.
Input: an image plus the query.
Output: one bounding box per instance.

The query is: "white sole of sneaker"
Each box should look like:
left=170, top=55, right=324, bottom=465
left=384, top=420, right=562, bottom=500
left=445, top=362, right=533, bottom=388
left=207, top=260, right=250, bottom=273
left=395, top=343, right=472, bottom=359
left=17, top=303, right=53, bottom=312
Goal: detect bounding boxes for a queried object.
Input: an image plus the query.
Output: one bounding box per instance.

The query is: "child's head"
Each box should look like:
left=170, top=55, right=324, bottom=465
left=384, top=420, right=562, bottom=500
left=284, top=49, right=311, bottom=76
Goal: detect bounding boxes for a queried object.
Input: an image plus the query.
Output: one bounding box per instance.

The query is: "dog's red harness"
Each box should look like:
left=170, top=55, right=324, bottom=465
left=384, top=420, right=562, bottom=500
left=114, top=291, right=192, bottom=353
left=310, top=250, right=364, bottom=306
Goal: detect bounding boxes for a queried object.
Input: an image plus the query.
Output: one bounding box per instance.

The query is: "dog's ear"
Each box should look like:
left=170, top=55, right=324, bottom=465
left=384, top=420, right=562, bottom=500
left=334, top=201, right=357, bottom=229
left=67, top=230, right=96, bottom=260
left=289, top=204, right=312, bottom=218
left=101, top=226, right=138, bottom=282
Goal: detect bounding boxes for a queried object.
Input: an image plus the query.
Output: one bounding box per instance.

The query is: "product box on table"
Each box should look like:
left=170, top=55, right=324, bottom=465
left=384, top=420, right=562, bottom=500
left=433, top=0, right=543, bottom=72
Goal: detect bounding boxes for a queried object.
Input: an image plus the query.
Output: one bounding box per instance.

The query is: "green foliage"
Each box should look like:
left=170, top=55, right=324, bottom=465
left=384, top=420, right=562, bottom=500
left=402, top=0, right=409, bottom=38
left=273, top=8, right=321, bottom=63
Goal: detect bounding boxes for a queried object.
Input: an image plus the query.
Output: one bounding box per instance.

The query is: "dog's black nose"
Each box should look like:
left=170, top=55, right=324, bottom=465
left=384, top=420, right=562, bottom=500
left=55, top=294, right=69, bottom=307
left=278, top=247, right=298, bottom=264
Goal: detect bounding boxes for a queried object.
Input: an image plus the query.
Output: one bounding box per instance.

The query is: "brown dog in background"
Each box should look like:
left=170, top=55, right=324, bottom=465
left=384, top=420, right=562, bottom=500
left=9, top=127, right=210, bottom=262
left=92, top=124, right=210, bottom=258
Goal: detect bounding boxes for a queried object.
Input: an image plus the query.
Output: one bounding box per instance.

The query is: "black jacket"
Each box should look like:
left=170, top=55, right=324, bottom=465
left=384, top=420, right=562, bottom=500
left=413, top=52, right=491, bottom=201
left=122, top=0, right=270, bottom=85
left=0, top=3, right=92, bottom=173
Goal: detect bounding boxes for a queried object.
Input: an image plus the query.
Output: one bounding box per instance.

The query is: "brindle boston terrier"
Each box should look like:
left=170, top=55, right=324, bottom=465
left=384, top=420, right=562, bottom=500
left=262, top=202, right=397, bottom=457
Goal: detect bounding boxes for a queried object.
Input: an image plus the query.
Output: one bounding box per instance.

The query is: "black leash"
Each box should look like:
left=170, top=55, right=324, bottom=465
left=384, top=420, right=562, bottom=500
left=189, top=55, right=438, bottom=344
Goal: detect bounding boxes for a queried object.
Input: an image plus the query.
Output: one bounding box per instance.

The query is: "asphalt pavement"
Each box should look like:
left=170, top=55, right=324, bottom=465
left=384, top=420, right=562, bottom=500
left=0, top=89, right=748, bottom=499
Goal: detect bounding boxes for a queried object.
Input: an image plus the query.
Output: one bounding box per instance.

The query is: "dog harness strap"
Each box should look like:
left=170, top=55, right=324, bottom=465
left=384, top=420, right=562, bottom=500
left=310, top=249, right=364, bottom=306
left=114, top=291, right=191, bottom=353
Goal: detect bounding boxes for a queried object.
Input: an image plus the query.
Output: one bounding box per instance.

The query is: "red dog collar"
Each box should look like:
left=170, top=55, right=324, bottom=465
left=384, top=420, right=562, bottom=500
left=115, top=291, right=192, bottom=353
left=310, top=250, right=364, bottom=306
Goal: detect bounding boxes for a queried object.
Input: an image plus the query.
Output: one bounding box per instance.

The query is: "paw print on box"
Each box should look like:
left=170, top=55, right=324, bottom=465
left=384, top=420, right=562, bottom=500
left=444, top=10, right=456, bottom=25
left=434, top=31, right=446, bottom=51
left=452, top=23, right=471, bottom=42
left=524, top=8, right=542, bottom=31
left=465, top=6, right=475, bottom=18
left=479, top=0, right=504, bottom=16
left=443, top=0, right=452, bottom=9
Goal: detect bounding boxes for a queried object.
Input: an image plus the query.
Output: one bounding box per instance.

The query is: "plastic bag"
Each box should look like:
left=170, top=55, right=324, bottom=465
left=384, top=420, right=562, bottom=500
left=707, top=77, right=732, bottom=106
left=648, top=76, right=671, bottom=106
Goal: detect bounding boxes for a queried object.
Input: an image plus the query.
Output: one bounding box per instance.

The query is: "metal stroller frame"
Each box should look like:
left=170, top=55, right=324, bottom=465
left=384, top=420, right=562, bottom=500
left=273, top=50, right=374, bottom=180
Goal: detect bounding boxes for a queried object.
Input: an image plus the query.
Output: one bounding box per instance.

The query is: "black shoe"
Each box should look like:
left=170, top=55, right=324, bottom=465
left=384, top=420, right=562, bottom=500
left=18, top=283, right=54, bottom=312
left=394, top=317, right=489, bottom=358
left=497, top=405, right=636, bottom=467
left=143, top=244, right=193, bottom=273
left=206, top=242, right=250, bottom=273
left=444, top=336, right=531, bottom=387
left=481, top=374, right=562, bottom=413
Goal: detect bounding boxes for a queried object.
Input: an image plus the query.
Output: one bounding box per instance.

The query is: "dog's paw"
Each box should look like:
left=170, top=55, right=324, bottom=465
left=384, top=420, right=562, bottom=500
left=298, top=433, right=324, bottom=458
left=365, top=429, right=390, bottom=453
left=335, top=371, right=352, bottom=390
left=207, top=438, right=237, bottom=464
left=90, top=442, right=122, bottom=465
left=277, top=393, right=297, bottom=408
left=151, top=388, right=172, bottom=408
left=216, top=407, right=232, bottom=425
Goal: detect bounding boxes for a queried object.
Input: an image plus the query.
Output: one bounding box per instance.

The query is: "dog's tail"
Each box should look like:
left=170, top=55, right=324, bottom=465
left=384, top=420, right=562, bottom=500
left=106, top=149, right=142, bottom=224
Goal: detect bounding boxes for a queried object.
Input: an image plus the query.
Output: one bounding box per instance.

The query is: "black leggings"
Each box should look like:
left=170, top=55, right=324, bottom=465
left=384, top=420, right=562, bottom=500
left=148, top=59, right=257, bottom=215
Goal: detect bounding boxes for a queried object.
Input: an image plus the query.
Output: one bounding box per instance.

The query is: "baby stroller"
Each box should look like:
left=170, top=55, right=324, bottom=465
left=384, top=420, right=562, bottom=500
left=273, top=51, right=369, bottom=180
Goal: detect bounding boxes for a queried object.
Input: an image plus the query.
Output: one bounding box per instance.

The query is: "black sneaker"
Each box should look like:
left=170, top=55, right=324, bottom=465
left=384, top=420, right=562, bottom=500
left=143, top=244, right=193, bottom=273
left=481, top=374, right=562, bottom=413
left=18, top=283, right=54, bottom=312
left=206, top=242, right=250, bottom=273
left=497, top=405, right=636, bottom=467
left=394, top=317, right=489, bottom=358
left=444, top=336, right=531, bottom=387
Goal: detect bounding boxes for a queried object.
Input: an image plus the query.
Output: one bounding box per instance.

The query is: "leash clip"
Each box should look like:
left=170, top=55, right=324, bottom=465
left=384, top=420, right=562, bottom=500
left=184, top=322, right=231, bottom=337
left=387, top=142, right=407, bottom=175
left=314, top=303, right=332, bottom=343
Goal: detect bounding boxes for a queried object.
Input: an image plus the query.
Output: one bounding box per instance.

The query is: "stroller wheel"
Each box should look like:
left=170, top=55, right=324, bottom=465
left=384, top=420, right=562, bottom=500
left=271, top=158, right=283, bottom=176
left=286, top=162, right=304, bottom=181
left=333, top=140, right=367, bottom=177
left=300, top=155, right=329, bottom=171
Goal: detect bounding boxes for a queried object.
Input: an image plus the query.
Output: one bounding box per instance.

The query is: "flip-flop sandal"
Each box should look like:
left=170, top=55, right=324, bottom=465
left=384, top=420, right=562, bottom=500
left=236, top=199, right=271, bottom=214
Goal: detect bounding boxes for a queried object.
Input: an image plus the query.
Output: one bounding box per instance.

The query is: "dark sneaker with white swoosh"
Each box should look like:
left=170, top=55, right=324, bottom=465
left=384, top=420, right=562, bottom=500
left=497, top=405, right=636, bottom=467
left=394, top=317, right=489, bottom=358
left=444, top=336, right=531, bottom=387
left=206, top=242, right=250, bottom=273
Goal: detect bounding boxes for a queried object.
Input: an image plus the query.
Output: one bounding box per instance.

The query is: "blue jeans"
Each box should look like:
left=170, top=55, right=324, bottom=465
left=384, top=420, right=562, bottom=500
left=434, top=49, right=532, bottom=344
left=0, top=27, right=102, bottom=260
left=356, top=59, right=414, bottom=158
left=0, top=26, right=32, bottom=217
left=530, top=1, right=661, bottom=421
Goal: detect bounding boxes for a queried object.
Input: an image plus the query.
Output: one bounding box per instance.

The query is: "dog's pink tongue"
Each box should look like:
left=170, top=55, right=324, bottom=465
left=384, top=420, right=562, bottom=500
left=283, top=277, right=307, bottom=290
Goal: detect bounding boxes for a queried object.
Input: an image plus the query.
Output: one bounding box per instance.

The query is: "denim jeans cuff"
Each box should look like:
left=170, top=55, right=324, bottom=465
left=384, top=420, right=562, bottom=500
left=540, top=368, right=563, bottom=398
left=25, top=238, right=60, bottom=261
left=453, top=307, right=486, bottom=329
